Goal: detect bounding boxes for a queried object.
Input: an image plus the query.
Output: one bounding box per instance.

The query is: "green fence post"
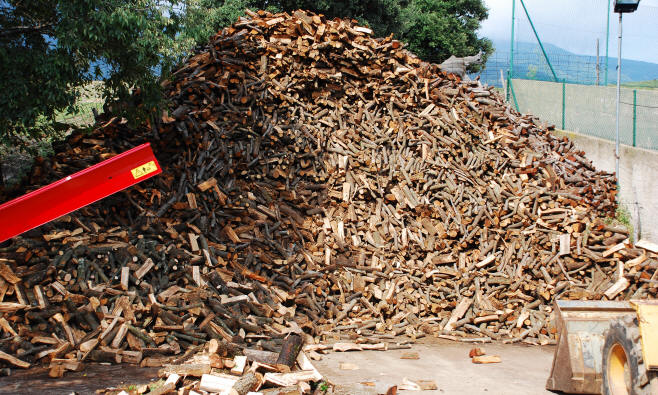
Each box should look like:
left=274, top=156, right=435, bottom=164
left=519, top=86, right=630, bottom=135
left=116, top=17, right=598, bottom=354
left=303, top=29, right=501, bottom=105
left=561, top=81, right=566, bottom=130
left=519, top=0, right=558, bottom=82
left=632, top=90, right=637, bottom=147
left=509, top=79, right=520, bottom=112
left=507, top=0, right=516, bottom=102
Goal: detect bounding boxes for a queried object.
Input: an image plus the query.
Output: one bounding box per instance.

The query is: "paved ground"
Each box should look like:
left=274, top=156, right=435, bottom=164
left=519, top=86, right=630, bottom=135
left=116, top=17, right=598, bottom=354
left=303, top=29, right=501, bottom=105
left=0, top=364, right=160, bottom=394
left=0, top=340, right=557, bottom=394
left=314, top=339, right=556, bottom=395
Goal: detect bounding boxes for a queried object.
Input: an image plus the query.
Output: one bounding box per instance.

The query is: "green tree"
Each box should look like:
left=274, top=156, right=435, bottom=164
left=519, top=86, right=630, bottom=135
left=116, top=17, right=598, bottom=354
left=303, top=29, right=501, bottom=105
left=0, top=1, right=183, bottom=146
left=0, top=0, right=192, bottom=186
left=180, top=0, right=266, bottom=45
left=400, top=0, right=491, bottom=70
left=0, top=0, right=492, bottom=186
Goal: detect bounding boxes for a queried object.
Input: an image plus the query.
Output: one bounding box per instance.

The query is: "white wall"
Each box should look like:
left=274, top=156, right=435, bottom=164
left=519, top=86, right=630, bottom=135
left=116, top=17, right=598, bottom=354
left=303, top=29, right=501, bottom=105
left=554, top=129, right=658, bottom=242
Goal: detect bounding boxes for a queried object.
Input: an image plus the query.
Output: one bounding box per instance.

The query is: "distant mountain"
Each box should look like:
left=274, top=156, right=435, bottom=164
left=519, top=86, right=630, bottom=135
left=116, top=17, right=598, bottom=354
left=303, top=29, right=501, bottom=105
left=473, top=39, right=658, bottom=87
left=503, top=40, right=573, bottom=56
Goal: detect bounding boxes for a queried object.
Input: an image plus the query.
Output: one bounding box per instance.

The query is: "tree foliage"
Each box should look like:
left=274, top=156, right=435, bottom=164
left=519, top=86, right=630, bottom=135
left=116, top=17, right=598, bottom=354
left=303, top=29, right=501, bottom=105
left=0, top=0, right=181, bottom=145
left=0, top=0, right=491, bottom=148
left=400, top=0, right=492, bottom=68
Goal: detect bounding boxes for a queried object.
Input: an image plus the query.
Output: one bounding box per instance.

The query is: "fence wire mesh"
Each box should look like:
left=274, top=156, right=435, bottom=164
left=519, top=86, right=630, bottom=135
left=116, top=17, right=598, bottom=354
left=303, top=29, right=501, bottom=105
left=510, top=80, right=658, bottom=150
left=478, top=51, right=609, bottom=88
left=473, top=0, right=658, bottom=150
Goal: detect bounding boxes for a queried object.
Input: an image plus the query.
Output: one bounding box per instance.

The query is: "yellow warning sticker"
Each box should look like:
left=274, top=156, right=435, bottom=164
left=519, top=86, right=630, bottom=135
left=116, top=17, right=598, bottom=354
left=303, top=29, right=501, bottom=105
left=131, top=161, right=157, bottom=179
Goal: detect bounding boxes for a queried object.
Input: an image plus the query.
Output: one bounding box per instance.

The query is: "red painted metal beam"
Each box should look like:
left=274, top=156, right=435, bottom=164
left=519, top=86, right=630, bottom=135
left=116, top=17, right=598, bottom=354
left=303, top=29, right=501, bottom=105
left=0, top=143, right=162, bottom=242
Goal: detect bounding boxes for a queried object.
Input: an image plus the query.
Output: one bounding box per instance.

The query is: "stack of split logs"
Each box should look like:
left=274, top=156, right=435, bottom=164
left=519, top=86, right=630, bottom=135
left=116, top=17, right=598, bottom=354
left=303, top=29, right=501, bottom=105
left=1, top=9, right=657, bottom=380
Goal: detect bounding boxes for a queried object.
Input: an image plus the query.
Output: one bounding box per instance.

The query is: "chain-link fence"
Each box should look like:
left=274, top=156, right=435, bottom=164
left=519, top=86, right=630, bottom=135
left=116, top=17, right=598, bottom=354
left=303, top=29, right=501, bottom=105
left=472, top=0, right=658, bottom=150
left=478, top=51, right=609, bottom=88
left=510, top=79, right=658, bottom=150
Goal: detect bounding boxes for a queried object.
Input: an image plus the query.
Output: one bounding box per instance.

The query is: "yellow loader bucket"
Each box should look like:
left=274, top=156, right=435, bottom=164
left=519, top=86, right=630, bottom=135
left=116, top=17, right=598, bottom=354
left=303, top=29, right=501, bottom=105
left=546, top=300, right=635, bottom=394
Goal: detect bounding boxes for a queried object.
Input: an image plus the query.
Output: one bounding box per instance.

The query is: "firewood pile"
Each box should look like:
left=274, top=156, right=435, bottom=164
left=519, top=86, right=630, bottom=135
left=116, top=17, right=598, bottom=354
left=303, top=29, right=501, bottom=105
left=1, top=9, right=657, bottom=386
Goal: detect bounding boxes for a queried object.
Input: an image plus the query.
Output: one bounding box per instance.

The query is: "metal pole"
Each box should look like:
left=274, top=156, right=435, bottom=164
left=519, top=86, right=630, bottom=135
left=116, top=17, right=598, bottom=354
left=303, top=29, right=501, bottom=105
left=507, top=0, right=516, bottom=102
left=596, top=38, right=601, bottom=85
left=605, top=0, right=611, bottom=85
left=562, top=81, right=566, bottom=129
left=519, top=0, right=558, bottom=82
left=615, top=13, right=622, bottom=186
left=509, top=79, right=520, bottom=112
left=632, top=89, right=637, bottom=147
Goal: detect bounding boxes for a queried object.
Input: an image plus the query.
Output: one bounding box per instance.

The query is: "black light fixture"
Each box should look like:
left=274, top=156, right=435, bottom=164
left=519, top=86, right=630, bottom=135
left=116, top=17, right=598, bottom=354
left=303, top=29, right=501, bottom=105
left=614, top=0, right=640, bottom=13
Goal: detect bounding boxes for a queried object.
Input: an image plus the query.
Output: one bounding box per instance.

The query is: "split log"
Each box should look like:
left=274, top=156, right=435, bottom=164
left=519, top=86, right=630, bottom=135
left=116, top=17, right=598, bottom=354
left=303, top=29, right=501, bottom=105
left=275, top=333, right=303, bottom=372
left=231, top=372, right=261, bottom=395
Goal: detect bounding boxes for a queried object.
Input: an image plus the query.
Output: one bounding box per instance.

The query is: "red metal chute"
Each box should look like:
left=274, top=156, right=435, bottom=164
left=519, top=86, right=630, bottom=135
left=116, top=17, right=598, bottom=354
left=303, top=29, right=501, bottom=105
left=0, top=143, right=161, bottom=242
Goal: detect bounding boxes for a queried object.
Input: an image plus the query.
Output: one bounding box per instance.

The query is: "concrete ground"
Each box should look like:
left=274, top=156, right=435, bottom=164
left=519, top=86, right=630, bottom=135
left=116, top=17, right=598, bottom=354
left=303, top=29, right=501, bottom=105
left=0, top=340, right=557, bottom=394
left=314, top=339, right=556, bottom=395
left=0, top=364, right=160, bottom=394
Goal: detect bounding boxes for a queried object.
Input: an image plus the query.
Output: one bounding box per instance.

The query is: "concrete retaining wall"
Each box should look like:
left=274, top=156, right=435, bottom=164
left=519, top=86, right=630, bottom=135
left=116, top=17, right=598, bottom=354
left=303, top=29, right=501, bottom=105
left=554, top=129, right=658, bottom=242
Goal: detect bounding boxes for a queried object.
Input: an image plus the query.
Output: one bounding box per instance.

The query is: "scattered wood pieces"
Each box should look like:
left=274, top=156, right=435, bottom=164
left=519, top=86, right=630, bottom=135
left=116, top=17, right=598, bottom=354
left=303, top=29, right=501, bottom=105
left=636, top=239, right=658, bottom=254
left=262, top=370, right=321, bottom=387
left=417, top=380, right=438, bottom=390
left=332, top=343, right=363, bottom=352
left=604, top=277, right=630, bottom=299
left=472, top=355, right=502, bottom=364
left=199, top=373, right=238, bottom=393
left=0, top=349, right=29, bottom=368
left=231, top=355, right=248, bottom=375
left=275, top=333, right=303, bottom=372
left=231, top=372, right=261, bottom=395
left=159, top=363, right=211, bottom=378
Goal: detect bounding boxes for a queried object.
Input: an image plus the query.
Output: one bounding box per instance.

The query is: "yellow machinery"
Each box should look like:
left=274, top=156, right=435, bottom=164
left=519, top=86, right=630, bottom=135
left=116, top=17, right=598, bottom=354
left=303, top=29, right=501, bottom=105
left=547, top=299, right=658, bottom=394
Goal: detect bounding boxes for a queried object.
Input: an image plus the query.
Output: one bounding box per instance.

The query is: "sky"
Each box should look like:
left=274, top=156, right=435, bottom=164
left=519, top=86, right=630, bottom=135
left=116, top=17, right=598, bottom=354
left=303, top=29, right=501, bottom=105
left=478, top=0, right=658, bottom=64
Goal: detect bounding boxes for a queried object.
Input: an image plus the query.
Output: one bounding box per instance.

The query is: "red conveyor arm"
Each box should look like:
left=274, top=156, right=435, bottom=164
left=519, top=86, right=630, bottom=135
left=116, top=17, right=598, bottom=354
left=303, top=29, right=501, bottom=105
left=0, top=143, right=162, bottom=242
